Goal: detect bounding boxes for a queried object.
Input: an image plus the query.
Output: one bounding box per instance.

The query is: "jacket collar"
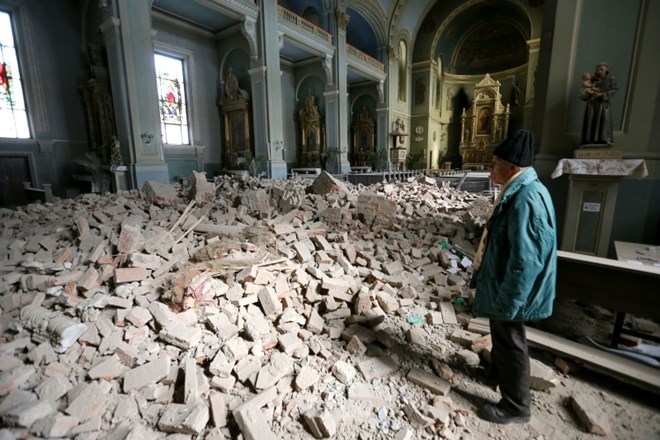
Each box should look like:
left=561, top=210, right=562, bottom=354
left=493, top=167, right=538, bottom=214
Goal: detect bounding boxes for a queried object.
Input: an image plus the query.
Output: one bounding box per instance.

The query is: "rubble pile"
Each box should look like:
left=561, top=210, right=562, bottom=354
left=0, top=172, right=557, bottom=439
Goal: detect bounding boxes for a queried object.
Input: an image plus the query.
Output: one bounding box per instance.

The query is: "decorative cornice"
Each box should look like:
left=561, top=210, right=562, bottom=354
left=278, top=22, right=334, bottom=57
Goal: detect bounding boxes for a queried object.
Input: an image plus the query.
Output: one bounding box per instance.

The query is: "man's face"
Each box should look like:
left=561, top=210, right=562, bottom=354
left=595, top=65, right=607, bottom=79
left=488, top=156, right=515, bottom=185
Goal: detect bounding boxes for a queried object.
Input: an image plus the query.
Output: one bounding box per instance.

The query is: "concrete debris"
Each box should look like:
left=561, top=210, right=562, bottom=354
left=0, top=172, right=536, bottom=439
left=303, top=408, right=337, bottom=438
left=567, top=395, right=612, bottom=436
left=189, top=171, right=216, bottom=204
left=17, top=305, right=87, bottom=353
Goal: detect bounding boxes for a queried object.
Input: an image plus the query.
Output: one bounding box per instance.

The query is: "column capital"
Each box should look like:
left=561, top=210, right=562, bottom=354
left=335, top=9, right=350, bottom=31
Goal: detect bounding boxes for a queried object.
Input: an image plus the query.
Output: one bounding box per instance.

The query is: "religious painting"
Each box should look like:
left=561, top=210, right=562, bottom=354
left=477, top=107, right=492, bottom=134
left=219, top=67, right=252, bottom=168
left=306, top=127, right=318, bottom=152
left=351, top=104, right=375, bottom=167
left=298, top=92, right=324, bottom=166
left=230, top=112, right=247, bottom=153
left=451, top=21, right=527, bottom=75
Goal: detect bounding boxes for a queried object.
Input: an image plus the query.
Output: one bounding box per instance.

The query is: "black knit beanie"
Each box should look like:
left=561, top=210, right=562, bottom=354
left=493, top=129, right=535, bottom=167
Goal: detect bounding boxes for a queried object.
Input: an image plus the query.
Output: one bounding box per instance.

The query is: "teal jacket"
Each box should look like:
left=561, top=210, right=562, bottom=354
left=471, top=168, right=557, bottom=322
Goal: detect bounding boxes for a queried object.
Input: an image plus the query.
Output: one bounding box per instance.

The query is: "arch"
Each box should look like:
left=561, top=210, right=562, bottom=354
left=350, top=93, right=377, bottom=117
left=295, top=73, right=325, bottom=103
left=219, top=48, right=251, bottom=92
left=450, top=19, right=528, bottom=75
left=429, top=0, right=532, bottom=66
left=346, top=8, right=379, bottom=58
left=345, top=0, right=387, bottom=49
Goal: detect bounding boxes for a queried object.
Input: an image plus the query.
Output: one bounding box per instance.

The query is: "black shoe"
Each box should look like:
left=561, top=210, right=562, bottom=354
left=477, top=403, right=530, bottom=424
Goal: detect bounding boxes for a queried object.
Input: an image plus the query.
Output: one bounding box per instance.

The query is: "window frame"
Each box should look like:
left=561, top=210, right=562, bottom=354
left=153, top=43, right=198, bottom=147
left=0, top=3, right=41, bottom=141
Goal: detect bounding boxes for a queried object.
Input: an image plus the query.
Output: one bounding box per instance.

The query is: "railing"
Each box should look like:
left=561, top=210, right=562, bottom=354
left=277, top=6, right=333, bottom=44
left=347, top=45, right=384, bottom=71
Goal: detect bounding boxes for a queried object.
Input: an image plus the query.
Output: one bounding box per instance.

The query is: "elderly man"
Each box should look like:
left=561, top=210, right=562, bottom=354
left=471, top=129, right=557, bottom=424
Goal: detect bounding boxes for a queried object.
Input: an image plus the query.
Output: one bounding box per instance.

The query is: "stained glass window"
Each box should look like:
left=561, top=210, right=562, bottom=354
left=0, top=10, right=30, bottom=138
left=155, top=53, right=189, bottom=145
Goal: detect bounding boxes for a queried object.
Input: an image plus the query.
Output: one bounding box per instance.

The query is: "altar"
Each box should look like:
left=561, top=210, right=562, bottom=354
left=459, top=73, right=510, bottom=168
left=551, top=158, right=648, bottom=257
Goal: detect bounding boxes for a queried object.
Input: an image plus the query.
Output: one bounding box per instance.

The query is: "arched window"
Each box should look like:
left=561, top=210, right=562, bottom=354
left=398, top=40, right=407, bottom=102
left=0, top=10, right=30, bottom=138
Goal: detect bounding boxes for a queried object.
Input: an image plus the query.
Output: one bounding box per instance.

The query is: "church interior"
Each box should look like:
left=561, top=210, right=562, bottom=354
left=0, top=0, right=659, bottom=438
left=0, top=0, right=657, bottom=250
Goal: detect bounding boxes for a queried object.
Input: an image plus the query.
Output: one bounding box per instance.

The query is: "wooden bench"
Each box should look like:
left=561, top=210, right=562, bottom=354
left=556, top=250, right=660, bottom=346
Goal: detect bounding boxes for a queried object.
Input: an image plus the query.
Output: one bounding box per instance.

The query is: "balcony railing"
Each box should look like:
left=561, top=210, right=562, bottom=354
left=347, top=45, right=384, bottom=71
left=278, top=5, right=333, bottom=44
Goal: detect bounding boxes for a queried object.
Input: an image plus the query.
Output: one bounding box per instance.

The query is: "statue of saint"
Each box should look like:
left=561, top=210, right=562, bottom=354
left=109, top=135, right=124, bottom=168
left=580, top=62, right=618, bottom=146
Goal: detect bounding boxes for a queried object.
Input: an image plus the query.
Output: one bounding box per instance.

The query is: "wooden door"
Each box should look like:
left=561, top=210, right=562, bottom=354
left=0, top=156, right=30, bottom=207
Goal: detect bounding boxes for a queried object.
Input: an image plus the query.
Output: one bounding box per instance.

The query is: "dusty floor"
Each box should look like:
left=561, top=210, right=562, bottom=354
left=455, top=298, right=660, bottom=440
left=266, top=298, right=660, bottom=440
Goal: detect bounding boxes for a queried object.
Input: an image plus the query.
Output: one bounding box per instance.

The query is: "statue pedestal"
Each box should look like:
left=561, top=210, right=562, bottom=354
left=390, top=147, right=406, bottom=171
left=111, top=166, right=129, bottom=192
left=551, top=158, right=648, bottom=257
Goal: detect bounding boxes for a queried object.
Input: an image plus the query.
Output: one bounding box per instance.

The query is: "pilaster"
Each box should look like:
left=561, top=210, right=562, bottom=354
left=525, top=38, right=541, bottom=130
left=376, top=106, right=391, bottom=171
left=100, top=0, right=168, bottom=188
left=323, top=8, right=350, bottom=174
left=254, top=0, right=287, bottom=179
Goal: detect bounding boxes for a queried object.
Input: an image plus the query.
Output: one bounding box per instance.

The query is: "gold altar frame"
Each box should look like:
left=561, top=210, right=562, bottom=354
left=220, top=69, right=252, bottom=168
left=298, top=94, right=324, bottom=167
left=460, top=73, right=510, bottom=168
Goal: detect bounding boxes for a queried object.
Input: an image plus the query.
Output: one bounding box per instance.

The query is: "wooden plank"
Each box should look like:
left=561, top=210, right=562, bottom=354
left=556, top=250, right=660, bottom=320
left=558, top=250, right=660, bottom=276
left=613, top=241, right=660, bottom=267
left=526, top=327, right=660, bottom=395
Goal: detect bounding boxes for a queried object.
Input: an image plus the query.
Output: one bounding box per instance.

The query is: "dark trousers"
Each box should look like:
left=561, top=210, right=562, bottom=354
left=489, top=319, right=531, bottom=415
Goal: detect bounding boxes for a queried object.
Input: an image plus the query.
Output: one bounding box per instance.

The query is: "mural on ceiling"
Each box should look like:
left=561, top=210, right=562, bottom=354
left=449, top=21, right=527, bottom=75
